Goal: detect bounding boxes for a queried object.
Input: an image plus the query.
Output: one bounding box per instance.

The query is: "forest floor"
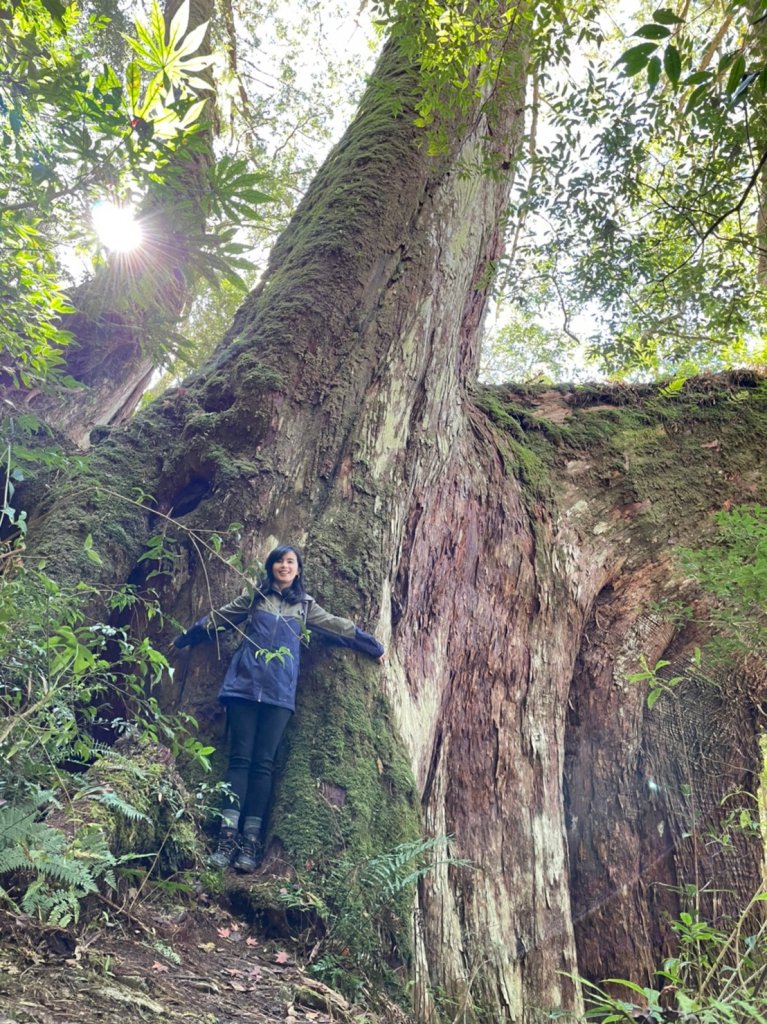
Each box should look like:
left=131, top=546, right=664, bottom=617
left=0, top=873, right=411, bottom=1024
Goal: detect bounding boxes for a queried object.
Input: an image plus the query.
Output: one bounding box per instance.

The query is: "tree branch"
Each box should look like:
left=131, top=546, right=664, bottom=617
left=702, top=146, right=767, bottom=242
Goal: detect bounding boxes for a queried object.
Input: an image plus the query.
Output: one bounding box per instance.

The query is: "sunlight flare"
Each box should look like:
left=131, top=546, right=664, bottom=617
left=91, top=201, right=143, bottom=253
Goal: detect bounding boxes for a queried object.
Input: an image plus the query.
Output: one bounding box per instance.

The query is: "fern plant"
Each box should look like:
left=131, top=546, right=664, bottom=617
left=0, top=801, right=120, bottom=926
left=279, top=834, right=472, bottom=998
left=358, top=834, right=468, bottom=901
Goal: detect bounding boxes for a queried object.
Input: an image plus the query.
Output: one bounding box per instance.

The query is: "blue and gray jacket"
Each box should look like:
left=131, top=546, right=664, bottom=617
left=192, top=586, right=384, bottom=712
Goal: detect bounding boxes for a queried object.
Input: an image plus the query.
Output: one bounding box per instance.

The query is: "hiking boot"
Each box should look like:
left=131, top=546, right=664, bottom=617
left=208, top=826, right=240, bottom=869
left=234, top=833, right=263, bottom=873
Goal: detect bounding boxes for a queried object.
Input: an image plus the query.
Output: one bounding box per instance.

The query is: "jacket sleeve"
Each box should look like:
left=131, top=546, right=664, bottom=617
left=201, top=589, right=255, bottom=632
left=306, top=598, right=385, bottom=660
left=174, top=590, right=256, bottom=648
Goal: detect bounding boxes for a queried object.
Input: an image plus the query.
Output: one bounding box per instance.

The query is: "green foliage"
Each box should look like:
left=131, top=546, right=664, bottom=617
left=502, top=0, right=767, bottom=379
left=678, top=504, right=767, bottom=662
left=0, top=800, right=122, bottom=926
left=0, top=0, right=217, bottom=388
left=627, top=651, right=700, bottom=710
left=569, top=885, right=767, bottom=1023
left=371, top=0, right=532, bottom=155
left=277, top=835, right=469, bottom=998
left=480, top=306, right=594, bottom=383
left=0, top=549, right=210, bottom=924
left=124, top=0, right=212, bottom=130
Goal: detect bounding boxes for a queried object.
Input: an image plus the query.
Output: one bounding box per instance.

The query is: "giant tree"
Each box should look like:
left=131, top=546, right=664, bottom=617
left=6, top=1, right=767, bottom=1022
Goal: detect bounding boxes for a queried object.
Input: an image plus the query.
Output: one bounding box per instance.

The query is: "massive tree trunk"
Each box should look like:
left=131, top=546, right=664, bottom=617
left=16, top=10, right=767, bottom=1024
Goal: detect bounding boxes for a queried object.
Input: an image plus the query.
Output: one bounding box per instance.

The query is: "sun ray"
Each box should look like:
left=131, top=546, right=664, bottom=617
left=91, top=201, right=144, bottom=253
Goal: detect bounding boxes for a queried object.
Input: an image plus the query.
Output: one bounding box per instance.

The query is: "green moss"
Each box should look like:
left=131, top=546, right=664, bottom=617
left=65, top=740, right=201, bottom=873
left=201, top=49, right=424, bottom=403
left=474, top=375, right=767, bottom=548
left=196, top=443, right=264, bottom=484
left=473, top=388, right=556, bottom=501
left=237, top=360, right=285, bottom=393
left=275, top=657, right=419, bottom=862
left=183, top=412, right=220, bottom=436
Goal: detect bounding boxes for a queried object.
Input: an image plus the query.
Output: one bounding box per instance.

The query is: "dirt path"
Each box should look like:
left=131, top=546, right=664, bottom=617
left=0, top=899, right=409, bottom=1024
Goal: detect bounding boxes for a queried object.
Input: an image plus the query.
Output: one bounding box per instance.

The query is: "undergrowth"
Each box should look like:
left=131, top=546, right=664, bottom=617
left=0, top=556, right=211, bottom=927
left=563, top=883, right=767, bottom=1023
left=276, top=834, right=470, bottom=1001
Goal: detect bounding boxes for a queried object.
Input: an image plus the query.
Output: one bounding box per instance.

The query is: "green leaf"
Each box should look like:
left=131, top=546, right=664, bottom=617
left=660, top=375, right=686, bottom=395
left=685, top=82, right=709, bottom=112
left=40, top=0, right=68, bottom=28
left=732, top=71, right=758, bottom=102
left=181, top=75, right=214, bottom=93
left=664, top=45, right=682, bottom=86
left=174, top=21, right=210, bottom=60
left=601, top=979, right=654, bottom=997
left=177, top=98, right=207, bottom=129
left=618, top=42, right=659, bottom=77
left=83, top=534, right=103, bottom=565
left=148, top=1, right=166, bottom=54
left=167, top=0, right=190, bottom=47
left=684, top=70, right=712, bottom=86
left=725, top=53, right=746, bottom=93
left=647, top=688, right=662, bottom=709
left=647, top=56, right=662, bottom=90
left=634, top=24, right=671, bottom=40
left=653, top=8, right=684, bottom=24
left=126, top=61, right=141, bottom=110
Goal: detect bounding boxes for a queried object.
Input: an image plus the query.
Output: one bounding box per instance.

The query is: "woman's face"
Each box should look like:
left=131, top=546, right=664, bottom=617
left=272, top=550, right=300, bottom=590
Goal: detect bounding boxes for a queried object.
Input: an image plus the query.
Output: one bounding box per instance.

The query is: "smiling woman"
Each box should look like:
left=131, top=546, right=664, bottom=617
left=91, top=200, right=144, bottom=253
left=172, top=544, right=386, bottom=873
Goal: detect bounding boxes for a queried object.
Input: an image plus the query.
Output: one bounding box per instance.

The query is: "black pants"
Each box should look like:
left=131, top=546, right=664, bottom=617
left=224, top=699, right=292, bottom=822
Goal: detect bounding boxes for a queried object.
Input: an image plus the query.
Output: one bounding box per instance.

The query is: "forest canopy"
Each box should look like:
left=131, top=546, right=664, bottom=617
left=3, top=0, right=767, bottom=401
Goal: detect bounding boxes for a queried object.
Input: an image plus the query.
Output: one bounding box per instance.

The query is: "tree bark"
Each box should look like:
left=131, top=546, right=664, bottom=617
left=17, top=11, right=767, bottom=1024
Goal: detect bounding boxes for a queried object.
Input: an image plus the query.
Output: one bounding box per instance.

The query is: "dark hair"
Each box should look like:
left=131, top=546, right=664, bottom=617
left=264, top=544, right=305, bottom=601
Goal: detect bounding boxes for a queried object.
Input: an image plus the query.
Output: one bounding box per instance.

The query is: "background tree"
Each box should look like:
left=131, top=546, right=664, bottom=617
left=1, top=0, right=370, bottom=448
left=502, top=0, right=767, bottom=378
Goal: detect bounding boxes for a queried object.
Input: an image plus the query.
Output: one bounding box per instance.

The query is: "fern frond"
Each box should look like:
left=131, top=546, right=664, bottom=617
left=0, top=848, right=35, bottom=873
left=77, top=787, right=149, bottom=822
left=27, top=851, right=95, bottom=889
left=0, top=798, right=120, bottom=925
left=358, top=835, right=471, bottom=902
left=0, top=800, right=44, bottom=844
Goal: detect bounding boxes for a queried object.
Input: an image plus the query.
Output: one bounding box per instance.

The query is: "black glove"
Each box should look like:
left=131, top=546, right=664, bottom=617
left=173, top=621, right=210, bottom=649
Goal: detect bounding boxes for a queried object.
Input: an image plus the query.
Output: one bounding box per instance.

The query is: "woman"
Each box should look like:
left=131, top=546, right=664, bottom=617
left=174, top=544, right=385, bottom=872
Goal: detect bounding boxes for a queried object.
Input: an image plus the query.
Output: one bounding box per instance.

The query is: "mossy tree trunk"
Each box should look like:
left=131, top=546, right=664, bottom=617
left=16, top=12, right=767, bottom=1024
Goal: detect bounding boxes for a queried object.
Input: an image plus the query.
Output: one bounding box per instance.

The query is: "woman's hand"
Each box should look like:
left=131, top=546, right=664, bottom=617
left=378, top=652, right=386, bottom=665
left=173, top=621, right=210, bottom=649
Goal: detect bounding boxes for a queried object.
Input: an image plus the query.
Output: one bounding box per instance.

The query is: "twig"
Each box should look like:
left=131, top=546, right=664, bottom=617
left=96, top=891, right=154, bottom=933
